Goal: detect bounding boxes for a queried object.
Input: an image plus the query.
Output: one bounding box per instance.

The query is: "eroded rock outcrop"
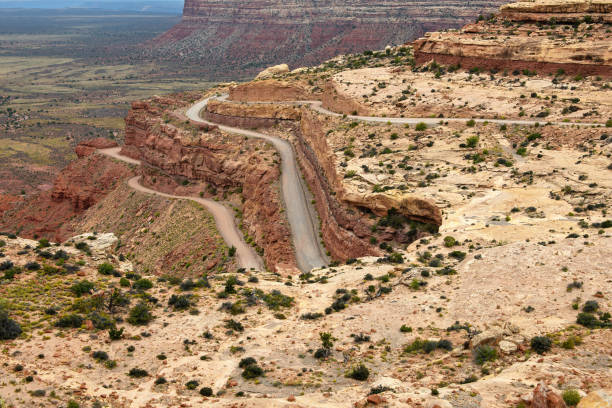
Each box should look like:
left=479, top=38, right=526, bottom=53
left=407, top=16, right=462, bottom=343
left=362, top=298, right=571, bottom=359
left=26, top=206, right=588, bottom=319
left=0, top=139, right=134, bottom=241
left=74, top=138, right=118, bottom=158
left=229, top=80, right=313, bottom=103
left=124, top=96, right=296, bottom=273
left=203, top=99, right=301, bottom=128
left=413, top=0, right=612, bottom=77
left=501, top=0, right=612, bottom=23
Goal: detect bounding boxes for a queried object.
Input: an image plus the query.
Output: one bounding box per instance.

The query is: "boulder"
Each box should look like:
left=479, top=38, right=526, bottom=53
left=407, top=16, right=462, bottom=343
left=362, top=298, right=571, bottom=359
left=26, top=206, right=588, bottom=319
left=499, top=340, right=518, bottom=354
left=425, top=399, right=453, bottom=408
left=367, top=394, right=385, bottom=405
left=471, top=327, right=504, bottom=348
left=342, top=191, right=442, bottom=226
left=577, top=390, right=612, bottom=408
left=255, top=64, right=290, bottom=79
left=532, top=383, right=567, bottom=408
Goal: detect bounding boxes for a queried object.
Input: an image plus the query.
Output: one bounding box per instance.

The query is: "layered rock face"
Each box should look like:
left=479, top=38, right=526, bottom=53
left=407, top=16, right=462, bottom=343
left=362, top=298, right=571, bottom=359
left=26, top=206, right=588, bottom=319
left=501, top=0, right=612, bottom=22
left=414, top=0, right=612, bottom=77
left=150, top=0, right=506, bottom=77
left=203, top=94, right=442, bottom=261
left=124, top=96, right=297, bottom=273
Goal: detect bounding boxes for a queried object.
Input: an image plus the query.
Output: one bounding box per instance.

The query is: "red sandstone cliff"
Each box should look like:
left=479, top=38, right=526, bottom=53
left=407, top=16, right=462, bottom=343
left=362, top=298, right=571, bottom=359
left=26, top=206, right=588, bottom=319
left=0, top=139, right=134, bottom=241
left=124, top=96, right=297, bottom=273
left=147, top=0, right=507, bottom=77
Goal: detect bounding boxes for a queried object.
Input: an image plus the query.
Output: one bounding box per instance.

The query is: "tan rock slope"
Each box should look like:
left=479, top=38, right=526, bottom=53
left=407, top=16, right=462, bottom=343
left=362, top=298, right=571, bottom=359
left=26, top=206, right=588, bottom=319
left=1, top=3, right=611, bottom=407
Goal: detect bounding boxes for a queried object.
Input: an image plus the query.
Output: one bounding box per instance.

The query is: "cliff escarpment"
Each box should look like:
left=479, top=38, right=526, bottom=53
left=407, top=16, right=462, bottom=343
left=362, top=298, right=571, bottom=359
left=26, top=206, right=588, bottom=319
left=204, top=92, right=442, bottom=261
left=148, top=0, right=507, bottom=78
left=124, top=95, right=297, bottom=273
left=414, top=0, right=612, bottom=77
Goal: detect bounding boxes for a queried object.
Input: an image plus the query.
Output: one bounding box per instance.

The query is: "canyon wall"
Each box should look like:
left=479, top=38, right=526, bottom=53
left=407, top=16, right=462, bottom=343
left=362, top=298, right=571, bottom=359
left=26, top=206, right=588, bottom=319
left=124, top=98, right=297, bottom=273
left=148, top=0, right=507, bottom=78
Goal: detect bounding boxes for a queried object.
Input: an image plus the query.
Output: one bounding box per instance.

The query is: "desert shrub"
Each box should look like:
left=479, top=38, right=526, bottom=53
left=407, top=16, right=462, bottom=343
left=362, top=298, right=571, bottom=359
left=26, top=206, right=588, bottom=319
left=576, top=312, right=600, bottom=328
left=53, top=250, right=69, bottom=260
left=108, top=326, right=124, bottom=341
left=449, top=251, right=467, bottom=261
left=87, top=311, right=114, bottom=330
left=67, top=400, right=80, bottom=408
left=437, top=266, right=456, bottom=275
left=92, top=350, right=109, bottom=361
left=415, top=122, right=427, bottom=131
left=133, top=279, right=153, bottom=291
left=239, top=357, right=257, bottom=368
left=55, top=314, right=83, bottom=328
left=314, top=332, right=335, bottom=359
left=474, top=345, right=497, bottom=365
left=119, top=277, right=130, bottom=287
left=180, top=279, right=196, bottom=291
left=97, top=263, right=115, bottom=275
left=225, top=319, right=244, bottom=332
left=0, top=260, right=14, bottom=270
left=301, top=312, right=323, bottom=320
left=423, top=340, right=438, bottom=353
left=125, top=272, right=141, bottom=281
left=200, top=387, right=213, bottom=396
left=261, top=290, right=294, bottom=310
left=154, top=377, right=167, bottom=385
left=530, top=336, right=552, bottom=354
left=370, top=385, right=392, bottom=394
left=347, top=364, right=369, bottom=381
left=25, top=261, right=40, bottom=271
left=241, top=363, right=264, bottom=379
left=353, top=333, right=371, bottom=343
left=38, top=238, right=50, bottom=248
left=128, top=368, right=148, bottom=378
left=126, top=303, right=153, bottom=326
left=400, top=325, right=412, bottom=333
left=70, top=280, right=94, bottom=297
left=437, top=339, right=453, bottom=351
left=562, top=389, right=581, bottom=406
left=185, top=380, right=199, bottom=390
left=168, top=294, right=191, bottom=310
left=443, top=236, right=456, bottom=247
left=0, top=309, right=22, bottom=340
left=582, top=300, right=599, bottom=313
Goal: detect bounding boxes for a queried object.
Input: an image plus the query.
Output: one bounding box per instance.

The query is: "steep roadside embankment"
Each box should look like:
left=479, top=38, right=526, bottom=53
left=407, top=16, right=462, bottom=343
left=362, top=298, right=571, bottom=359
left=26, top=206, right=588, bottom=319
left=202, top=93, right=443, bottom=260
left=98, top=148, right=263, bottom=271
left=124, top=96, right=298, bottom=273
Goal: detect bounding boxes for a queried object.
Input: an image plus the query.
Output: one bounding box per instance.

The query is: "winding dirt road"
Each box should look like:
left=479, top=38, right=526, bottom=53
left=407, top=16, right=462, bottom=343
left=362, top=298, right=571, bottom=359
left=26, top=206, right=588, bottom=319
left=185, top=94, right=603, bottom=271
left=186, top=99, right=329, bottom=273
left=98, top=147, right=264, bottom=271
left=100, top=93, right=602, bottom=274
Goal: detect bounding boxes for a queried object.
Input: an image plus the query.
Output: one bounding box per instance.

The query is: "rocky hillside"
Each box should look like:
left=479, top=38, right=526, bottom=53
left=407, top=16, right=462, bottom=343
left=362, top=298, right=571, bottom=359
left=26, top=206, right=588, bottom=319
left=147, top=0, right=508, bottom=78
